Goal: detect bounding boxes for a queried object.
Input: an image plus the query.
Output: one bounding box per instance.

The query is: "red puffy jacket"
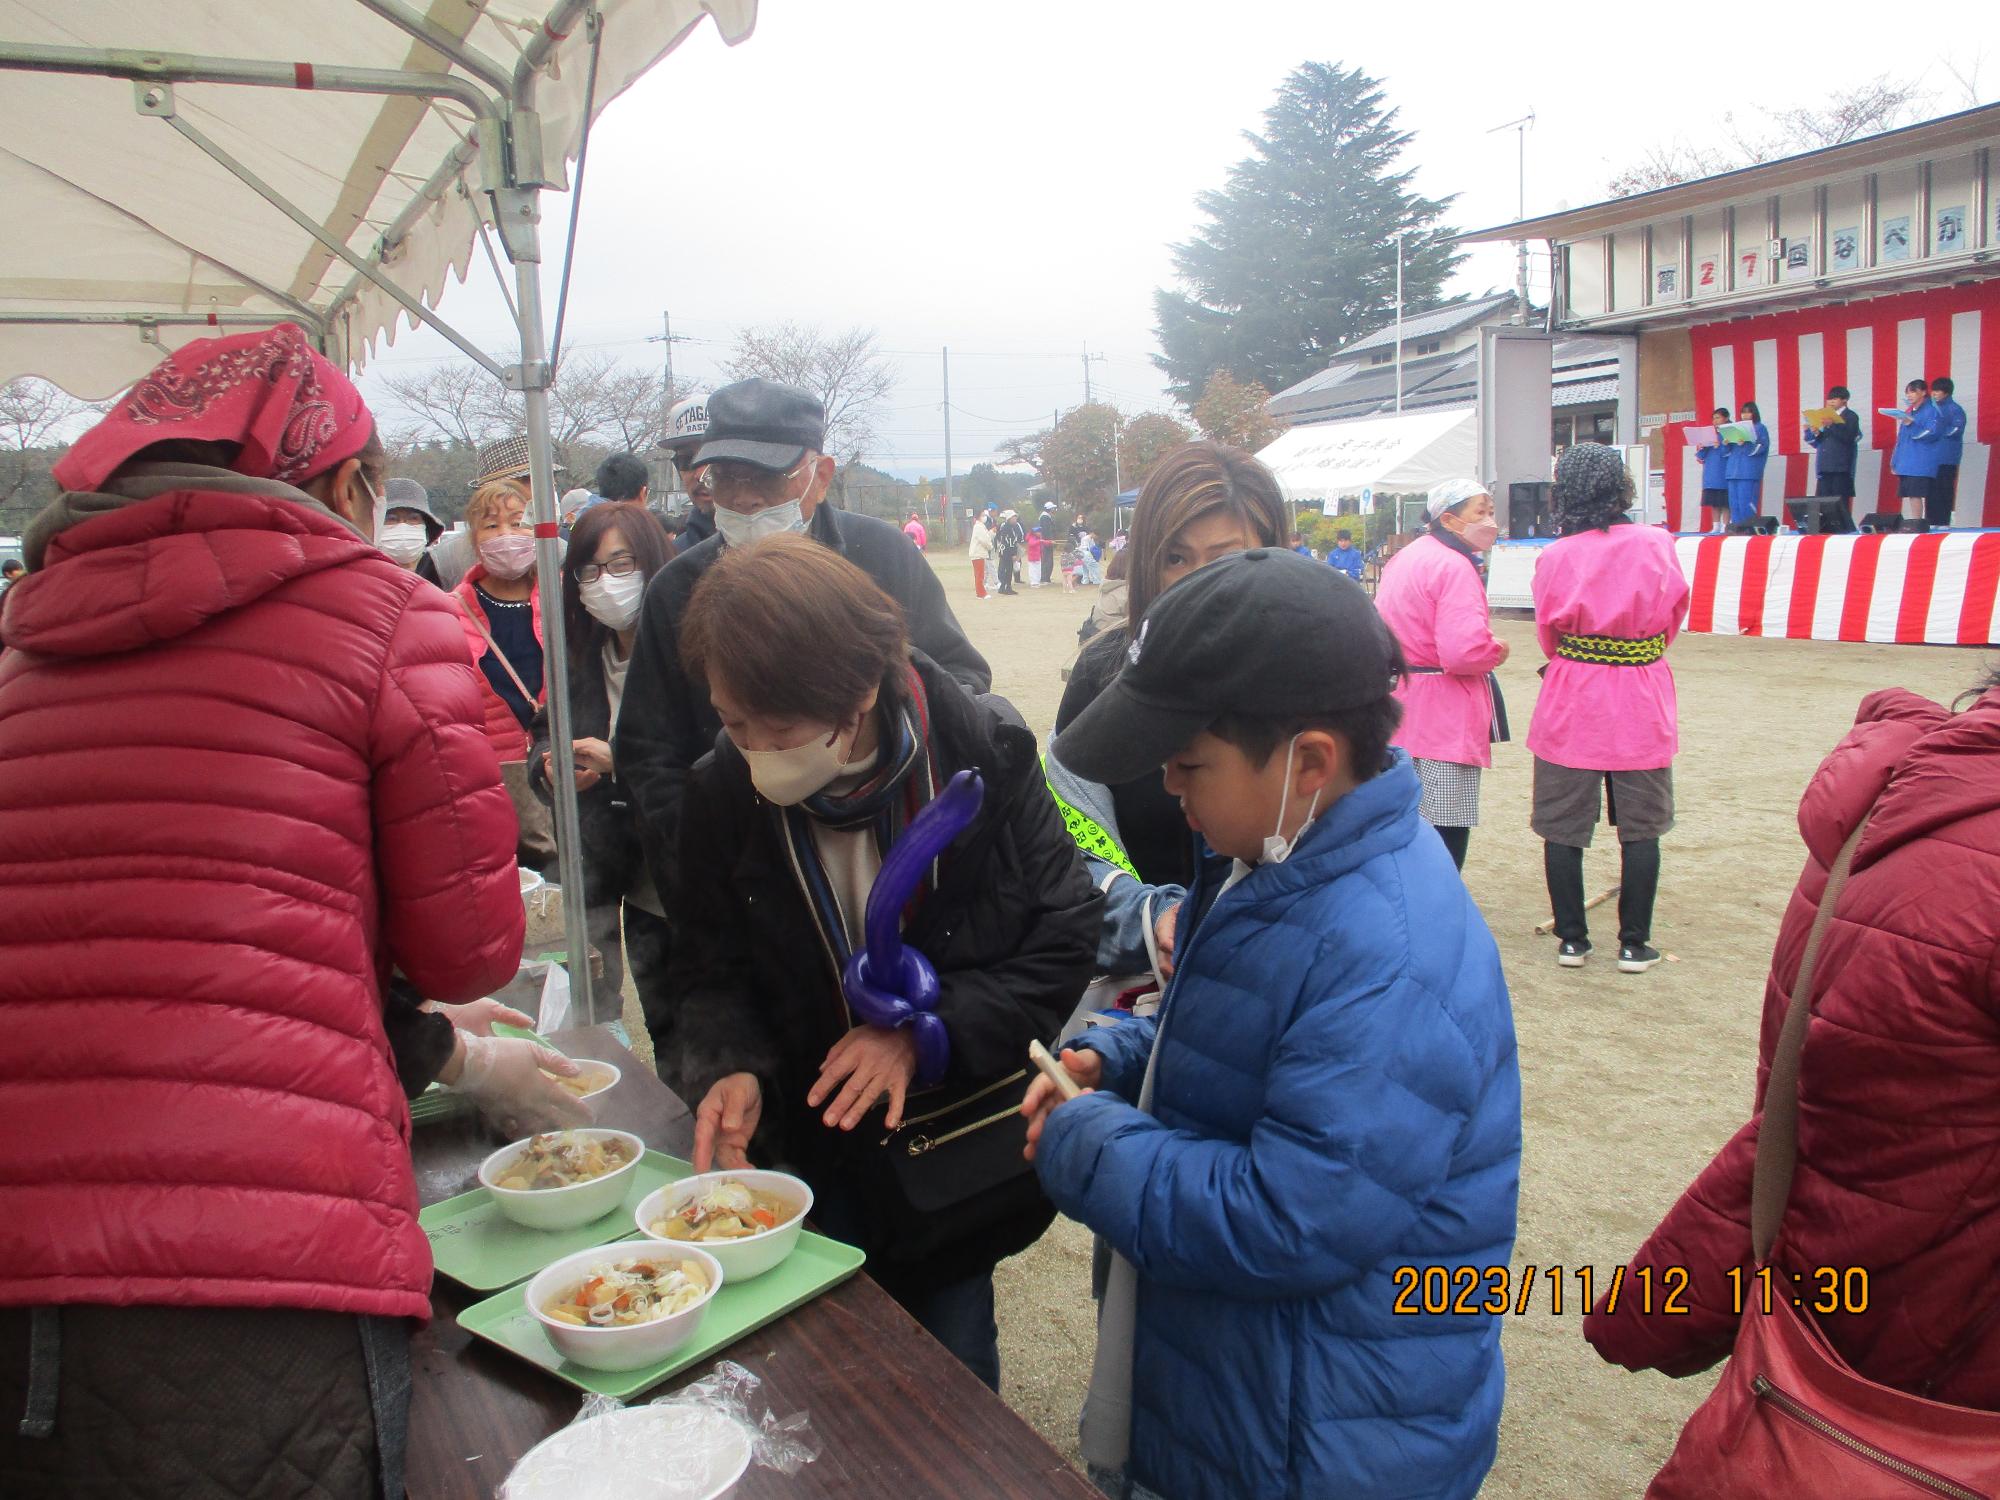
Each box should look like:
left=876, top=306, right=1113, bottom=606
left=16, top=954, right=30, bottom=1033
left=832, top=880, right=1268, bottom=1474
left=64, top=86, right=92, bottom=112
left=0, top=485, right=524, bottom=1321
left=1584, top=686, right=2000, bottom=1407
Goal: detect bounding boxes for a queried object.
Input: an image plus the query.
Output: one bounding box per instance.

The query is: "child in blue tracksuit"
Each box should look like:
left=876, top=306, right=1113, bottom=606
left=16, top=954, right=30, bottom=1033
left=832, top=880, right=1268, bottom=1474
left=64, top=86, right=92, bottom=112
left=1694, top=406, right=1732, bottom=532
left=1723, top=400, right=1769, bottom=530
left=1890, top=378, right=1942, bottom=520
left=1927, top=375, right=1968, bottom=527
left=1028, top=548, right=1521, bottom=1500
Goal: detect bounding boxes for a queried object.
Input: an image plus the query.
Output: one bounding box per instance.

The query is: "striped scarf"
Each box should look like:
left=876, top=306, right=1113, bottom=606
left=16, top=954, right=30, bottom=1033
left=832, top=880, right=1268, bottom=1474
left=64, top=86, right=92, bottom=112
left=779, top=666, right=944, bottom=969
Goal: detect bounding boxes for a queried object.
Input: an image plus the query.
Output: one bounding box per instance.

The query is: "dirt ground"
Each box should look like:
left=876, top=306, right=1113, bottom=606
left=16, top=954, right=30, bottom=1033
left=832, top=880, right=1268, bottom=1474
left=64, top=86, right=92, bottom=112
left=621, top=547, right=1987, bottom=1497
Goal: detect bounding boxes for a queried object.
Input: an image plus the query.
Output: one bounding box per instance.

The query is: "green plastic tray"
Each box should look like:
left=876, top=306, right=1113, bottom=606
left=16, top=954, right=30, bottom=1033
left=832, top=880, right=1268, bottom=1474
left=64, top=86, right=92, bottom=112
left=421, top=1150, right=693, bottom=1291
left=457, top=1230, right=867, bottom=1399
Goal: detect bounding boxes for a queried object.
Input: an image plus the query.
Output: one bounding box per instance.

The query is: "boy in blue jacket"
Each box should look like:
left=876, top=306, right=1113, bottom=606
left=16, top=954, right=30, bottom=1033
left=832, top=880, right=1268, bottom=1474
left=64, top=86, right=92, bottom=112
left=1028, top=548, right=1520, bottom=1500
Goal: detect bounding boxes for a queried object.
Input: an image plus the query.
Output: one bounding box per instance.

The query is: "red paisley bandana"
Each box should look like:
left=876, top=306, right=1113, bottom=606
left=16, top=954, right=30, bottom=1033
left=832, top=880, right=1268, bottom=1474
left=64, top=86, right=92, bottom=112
left=53, top=322, right=372, bottom=493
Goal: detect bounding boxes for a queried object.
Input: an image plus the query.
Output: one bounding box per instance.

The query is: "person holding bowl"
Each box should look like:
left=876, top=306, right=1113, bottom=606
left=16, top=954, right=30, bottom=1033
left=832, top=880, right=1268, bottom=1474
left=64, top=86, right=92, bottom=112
left=670, top=533, right=1099, bottom=1390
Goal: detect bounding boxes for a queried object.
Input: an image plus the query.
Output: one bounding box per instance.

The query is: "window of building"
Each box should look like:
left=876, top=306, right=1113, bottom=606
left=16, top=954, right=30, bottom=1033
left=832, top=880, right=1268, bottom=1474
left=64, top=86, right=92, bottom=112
left=1369, top=350, right=1393, bottom=365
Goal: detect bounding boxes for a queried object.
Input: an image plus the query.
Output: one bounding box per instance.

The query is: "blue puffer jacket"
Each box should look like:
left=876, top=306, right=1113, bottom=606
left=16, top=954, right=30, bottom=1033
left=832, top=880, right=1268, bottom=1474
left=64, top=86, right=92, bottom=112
left=1891, top=400, right=1942, bottom=479
left=1035, top=754, right=1521, bottom=1500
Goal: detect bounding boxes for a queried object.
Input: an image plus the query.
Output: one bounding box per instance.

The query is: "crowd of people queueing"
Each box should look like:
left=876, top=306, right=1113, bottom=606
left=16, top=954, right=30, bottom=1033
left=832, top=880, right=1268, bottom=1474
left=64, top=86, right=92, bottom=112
left=2, top=321, right=1998, bottom=1500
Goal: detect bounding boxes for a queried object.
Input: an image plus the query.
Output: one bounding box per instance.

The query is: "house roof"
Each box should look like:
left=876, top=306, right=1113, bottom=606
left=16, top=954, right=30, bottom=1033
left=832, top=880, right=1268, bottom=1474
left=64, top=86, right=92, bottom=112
left=1333, top=291, right=1522, bottom=358
left=1270, top=336, right=1621, bottom=426
left=1457, top=100, right=2000, bottom=246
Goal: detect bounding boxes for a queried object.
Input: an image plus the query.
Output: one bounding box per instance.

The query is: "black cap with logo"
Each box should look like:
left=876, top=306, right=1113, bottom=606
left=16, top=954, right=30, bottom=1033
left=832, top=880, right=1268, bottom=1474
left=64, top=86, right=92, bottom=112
left=691, top=377, right=826, bottom=471
left=1055, top=548, right=1404, bottom=786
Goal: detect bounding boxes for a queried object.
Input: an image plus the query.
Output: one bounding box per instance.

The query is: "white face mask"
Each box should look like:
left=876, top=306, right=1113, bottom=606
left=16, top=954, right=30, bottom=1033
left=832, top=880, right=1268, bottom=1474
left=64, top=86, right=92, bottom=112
left=713, top=462, right=813, bottom=548
left=377, top=521, right=429, bottom=565
left=580, top=568, right=645, bottom=632
left=479, top=532, right=537, bottom=580
left=1261, top=733, right=1323, bottom=865
left=737, top=719, right=858, bottom=806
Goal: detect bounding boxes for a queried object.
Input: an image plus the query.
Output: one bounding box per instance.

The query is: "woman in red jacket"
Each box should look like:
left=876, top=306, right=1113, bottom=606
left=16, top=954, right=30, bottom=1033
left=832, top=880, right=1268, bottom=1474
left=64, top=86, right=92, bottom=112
left=1584, top=674, right=2000, bottom=1435
left=0, top=325, right=573, bottom=1497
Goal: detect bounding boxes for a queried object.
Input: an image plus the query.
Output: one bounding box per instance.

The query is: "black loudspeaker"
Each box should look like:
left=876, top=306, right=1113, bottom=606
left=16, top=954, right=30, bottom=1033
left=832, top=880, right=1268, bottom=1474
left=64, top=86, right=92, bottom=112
left=1785, top=498, right=1857, bottom=535
left=1508, top=481, right=1554, bottom=539
left=1859, top=513, right=1903, bottom=534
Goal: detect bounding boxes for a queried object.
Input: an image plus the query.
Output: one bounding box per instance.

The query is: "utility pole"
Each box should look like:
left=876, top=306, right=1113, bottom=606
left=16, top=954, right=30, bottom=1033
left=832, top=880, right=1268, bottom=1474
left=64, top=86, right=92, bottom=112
left=1082, top=343, right=1092, bottom=405
left=1394, top=231, right=1405, bottom=414
left=1488, top=112, right=1536, bottom=323
left=941, top=346, right=954, bottom=543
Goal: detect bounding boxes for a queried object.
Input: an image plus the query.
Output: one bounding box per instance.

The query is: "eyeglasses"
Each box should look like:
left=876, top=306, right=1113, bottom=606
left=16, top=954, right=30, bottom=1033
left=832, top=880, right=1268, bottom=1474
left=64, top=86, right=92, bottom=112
left=576, top=553, right=638, bottom=584
left=706, top=459, right=808, bottom=507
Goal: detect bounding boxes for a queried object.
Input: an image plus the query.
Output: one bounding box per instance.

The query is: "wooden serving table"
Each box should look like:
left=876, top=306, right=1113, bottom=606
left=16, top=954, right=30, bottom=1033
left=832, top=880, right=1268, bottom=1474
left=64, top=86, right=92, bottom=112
left=406, top=1026, right=1097, bottom=1498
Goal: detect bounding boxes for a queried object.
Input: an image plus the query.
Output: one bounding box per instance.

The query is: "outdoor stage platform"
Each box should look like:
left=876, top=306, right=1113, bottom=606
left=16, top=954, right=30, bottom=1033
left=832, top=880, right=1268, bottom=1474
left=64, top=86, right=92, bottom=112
left=1487, top=531, right=2000, bottom=646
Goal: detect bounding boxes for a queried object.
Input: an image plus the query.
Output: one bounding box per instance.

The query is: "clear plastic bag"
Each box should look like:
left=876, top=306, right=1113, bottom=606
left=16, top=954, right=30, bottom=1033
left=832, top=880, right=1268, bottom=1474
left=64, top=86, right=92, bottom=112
left=501, top=1360, right=818, bottom=1499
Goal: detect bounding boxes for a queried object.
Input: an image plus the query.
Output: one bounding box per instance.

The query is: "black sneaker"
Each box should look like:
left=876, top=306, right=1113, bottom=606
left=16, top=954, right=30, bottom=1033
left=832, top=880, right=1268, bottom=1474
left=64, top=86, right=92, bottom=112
left=1618, top=943, right=1663, bottom=974
left=1557, top=939, right=1591, bottom=968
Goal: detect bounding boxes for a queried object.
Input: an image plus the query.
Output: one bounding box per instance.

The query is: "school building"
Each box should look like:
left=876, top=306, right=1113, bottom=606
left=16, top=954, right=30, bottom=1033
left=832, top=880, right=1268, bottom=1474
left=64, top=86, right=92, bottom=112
left=1462, top=101, right=2000, bottom=531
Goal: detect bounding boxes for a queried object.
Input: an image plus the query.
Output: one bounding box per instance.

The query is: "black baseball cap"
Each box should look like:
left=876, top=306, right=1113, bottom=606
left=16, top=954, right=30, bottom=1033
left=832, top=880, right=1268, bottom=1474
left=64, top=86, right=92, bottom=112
left=1056, top=548, right=1404, bottom=785
left=691, top=378, right=826, bottom=471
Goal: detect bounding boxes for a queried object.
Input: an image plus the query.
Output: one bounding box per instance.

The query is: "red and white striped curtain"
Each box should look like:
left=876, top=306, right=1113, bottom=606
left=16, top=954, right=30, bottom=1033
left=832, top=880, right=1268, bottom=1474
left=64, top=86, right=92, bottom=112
left=1664, top=278, right=2000, bottom=531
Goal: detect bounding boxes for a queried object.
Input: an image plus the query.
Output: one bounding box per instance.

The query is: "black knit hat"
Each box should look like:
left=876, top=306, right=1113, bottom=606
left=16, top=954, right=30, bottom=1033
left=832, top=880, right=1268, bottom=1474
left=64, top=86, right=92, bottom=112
left=1055, top=548, right=1402, bottom=785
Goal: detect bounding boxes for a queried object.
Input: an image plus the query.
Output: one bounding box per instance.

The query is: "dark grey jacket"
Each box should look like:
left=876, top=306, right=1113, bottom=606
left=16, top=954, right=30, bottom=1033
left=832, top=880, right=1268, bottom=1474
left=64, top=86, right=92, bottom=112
left=615, top=503, right=991, bottom=899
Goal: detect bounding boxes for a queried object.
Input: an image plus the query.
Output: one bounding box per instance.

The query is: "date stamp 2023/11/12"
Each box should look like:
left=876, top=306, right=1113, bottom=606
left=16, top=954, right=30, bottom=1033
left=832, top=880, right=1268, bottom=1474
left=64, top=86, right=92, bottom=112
left=1391, top=1263, right=1871, bottom=1318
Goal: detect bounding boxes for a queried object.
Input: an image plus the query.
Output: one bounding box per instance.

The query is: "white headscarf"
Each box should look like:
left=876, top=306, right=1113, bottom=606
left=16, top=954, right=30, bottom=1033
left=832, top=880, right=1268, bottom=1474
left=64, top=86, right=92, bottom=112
left=1426, top=474, right=1490, bottom=521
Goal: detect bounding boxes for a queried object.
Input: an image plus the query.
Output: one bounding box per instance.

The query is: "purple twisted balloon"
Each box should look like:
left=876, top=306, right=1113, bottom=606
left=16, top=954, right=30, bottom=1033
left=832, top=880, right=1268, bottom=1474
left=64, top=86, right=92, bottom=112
left=841, top=769, right=984, bottom=1087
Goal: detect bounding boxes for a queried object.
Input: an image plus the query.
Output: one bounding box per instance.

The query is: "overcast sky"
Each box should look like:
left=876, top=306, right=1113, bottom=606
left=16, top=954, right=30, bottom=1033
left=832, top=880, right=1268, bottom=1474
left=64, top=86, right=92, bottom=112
left=356, top=0, right=1988, bottom=479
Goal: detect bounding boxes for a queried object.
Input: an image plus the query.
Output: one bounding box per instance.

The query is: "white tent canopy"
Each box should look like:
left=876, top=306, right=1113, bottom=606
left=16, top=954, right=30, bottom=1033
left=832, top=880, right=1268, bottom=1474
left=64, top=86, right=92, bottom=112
left=0, top=0, right=755, bottom=398
left=0, top=0, right=758, bottom=1023
left=1256, top=406, right=1478, bottom=510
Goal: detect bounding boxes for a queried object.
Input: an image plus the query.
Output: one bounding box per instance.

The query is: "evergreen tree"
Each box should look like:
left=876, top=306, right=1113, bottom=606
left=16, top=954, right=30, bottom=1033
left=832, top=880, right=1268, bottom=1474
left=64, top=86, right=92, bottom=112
left=1153, top=63, right=1463, bottom=407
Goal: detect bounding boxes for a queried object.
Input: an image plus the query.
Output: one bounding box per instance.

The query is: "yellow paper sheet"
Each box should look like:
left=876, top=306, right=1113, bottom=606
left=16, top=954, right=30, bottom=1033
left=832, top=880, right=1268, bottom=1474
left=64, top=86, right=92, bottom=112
left=1801, top=406, right=1841, bottom=429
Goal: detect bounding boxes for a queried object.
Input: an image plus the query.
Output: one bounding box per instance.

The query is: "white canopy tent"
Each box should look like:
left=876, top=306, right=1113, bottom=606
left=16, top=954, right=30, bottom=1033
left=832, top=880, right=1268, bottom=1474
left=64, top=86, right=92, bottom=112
left=0, top=0, right=760, bottom=1022
left=1256, top=406, right=1478, bottom=511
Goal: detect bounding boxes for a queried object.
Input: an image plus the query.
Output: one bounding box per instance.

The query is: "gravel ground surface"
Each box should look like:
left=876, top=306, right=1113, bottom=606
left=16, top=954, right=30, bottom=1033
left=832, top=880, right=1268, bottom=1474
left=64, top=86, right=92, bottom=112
left=625, top=543, right=1988, bottom=1498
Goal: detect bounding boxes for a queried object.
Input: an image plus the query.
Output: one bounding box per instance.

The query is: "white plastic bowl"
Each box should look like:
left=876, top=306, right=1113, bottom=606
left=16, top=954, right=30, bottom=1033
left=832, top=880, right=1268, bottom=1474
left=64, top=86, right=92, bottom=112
left=558, top=1058, right=620, bottom=1101
left=478, top=1129, right=644, bottom=1231
left=502, top=1401, right=752, bottom=1500
left=525, top=1240, right=723, bottom=1373
left=634, top=1169, right=812, bottom=1284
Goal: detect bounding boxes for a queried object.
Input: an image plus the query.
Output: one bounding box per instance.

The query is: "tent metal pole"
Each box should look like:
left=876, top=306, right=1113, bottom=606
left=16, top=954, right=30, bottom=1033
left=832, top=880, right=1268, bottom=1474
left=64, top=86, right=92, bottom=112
left=0, top=311, right=315, bottom=328
left=349, top=0, right=516, bottom=95
left=504, top=17, right=596, bottom=1027
left=150, top=104, right=504, bottom=379
left=0, top=43, right=498, bottom=123
left=323, top=138, right=481, bottom=337
left=506, top=214, right=598, bottom=1027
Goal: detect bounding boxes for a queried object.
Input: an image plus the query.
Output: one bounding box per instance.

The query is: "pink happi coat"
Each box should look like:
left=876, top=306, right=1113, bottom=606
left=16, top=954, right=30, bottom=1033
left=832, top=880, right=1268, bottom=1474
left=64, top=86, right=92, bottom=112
left=1527, top=524, right=1690, bottom=772
left=1375, top=533, right=1505, bottom=768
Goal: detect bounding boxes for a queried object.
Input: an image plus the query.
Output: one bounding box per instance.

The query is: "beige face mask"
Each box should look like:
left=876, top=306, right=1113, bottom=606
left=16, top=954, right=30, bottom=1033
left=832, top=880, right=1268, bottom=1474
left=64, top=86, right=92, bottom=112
left=737, top=717, right=859, bottom=806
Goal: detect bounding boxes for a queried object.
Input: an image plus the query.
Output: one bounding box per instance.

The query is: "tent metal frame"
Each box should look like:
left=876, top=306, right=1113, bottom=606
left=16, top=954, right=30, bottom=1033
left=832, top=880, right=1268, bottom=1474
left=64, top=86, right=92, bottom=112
left=0, top=1, right=612, bottom=1023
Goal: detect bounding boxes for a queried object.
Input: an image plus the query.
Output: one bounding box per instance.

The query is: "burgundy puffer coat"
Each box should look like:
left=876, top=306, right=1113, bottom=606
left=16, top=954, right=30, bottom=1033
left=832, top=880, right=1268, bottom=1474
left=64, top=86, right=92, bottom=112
left=1584, top=686, right=2000, bottom=1407
left=0, top=485, right=524, bottom=1321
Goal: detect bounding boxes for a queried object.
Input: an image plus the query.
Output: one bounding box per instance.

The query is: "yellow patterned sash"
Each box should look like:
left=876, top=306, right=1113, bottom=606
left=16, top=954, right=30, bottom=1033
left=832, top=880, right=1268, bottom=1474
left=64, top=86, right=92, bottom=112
left=1555, top=631, right=1667, bottom=666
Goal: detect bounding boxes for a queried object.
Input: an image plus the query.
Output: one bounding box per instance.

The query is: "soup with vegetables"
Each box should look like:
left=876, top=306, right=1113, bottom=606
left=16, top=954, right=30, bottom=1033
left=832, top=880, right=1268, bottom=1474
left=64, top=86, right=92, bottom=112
left=543, top=1257, right=708, bottom=1327
left=544, top=1067, right=607, bottom=1097
left=495, top=1132, right=634, bottom=1190
left=651, top=1178, right=796, bottom=1241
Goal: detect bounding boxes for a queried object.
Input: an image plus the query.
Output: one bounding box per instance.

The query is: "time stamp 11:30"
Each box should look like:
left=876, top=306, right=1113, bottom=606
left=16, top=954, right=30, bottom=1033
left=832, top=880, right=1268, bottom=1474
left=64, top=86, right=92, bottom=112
left=1391, top=1264, right=1870, bottom=1318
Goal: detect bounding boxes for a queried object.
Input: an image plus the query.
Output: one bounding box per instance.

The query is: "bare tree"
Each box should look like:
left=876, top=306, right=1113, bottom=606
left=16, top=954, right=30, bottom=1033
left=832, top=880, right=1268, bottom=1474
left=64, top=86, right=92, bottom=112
left=1, top=377, right=103, bottom=509
left=1608, top=76, right=1929, bottom=196
left=724, top=323, right=895, bottom=465
left=377, top=351, right=669, bottom=478
left=377, top=360, right=518, bottom=451
left=548, top=351, right=666, bottom=461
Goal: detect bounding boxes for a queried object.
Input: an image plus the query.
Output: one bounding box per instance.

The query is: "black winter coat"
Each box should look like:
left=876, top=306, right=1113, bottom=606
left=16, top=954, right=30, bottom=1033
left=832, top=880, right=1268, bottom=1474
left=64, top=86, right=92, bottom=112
left=1056, top=628, right=1196, bottom=889
left=615, top=503, right=991, bottom=900
left=1806, top=406, right=1862, bottom=475
left=528, top=636, right=642, bottom=913
left=670, top=653, right=1100, bottom=1279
